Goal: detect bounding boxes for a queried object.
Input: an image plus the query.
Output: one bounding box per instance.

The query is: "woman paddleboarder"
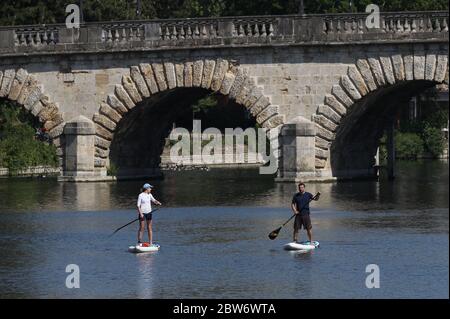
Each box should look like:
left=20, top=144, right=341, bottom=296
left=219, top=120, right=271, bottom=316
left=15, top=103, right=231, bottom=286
left=137, top=183, right=162, bottom=246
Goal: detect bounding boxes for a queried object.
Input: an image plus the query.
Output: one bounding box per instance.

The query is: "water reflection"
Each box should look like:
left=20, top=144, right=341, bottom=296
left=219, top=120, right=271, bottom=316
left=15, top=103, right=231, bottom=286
left=0, top=160, right=448, bottom=213
left=136, top=253, right=157, bottom=299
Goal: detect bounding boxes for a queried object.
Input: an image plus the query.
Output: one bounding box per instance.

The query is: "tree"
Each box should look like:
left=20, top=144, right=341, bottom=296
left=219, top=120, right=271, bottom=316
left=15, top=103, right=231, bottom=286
left=0, top=0, right=447, bottom=25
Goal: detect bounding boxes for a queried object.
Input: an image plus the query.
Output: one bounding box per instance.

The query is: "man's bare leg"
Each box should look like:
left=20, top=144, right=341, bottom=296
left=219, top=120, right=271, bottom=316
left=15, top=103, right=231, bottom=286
left=293, top=227, right=299, bottom=243
left=306, top=228, right=313, bottom=244
left=147, top=220, right=153, bottom=245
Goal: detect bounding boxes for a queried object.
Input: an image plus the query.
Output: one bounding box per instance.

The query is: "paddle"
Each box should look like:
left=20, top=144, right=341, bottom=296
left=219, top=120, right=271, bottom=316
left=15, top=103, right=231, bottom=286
left=268, top=192, right=320, bottom=240
left=110, top=208, right=160, bottom=237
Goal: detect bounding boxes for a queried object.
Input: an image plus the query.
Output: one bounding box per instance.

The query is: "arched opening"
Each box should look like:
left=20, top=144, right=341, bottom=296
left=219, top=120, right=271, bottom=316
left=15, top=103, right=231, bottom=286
left=108, top=87, right=269, bottom=178
left=94, top=60, right=283, bottom=180
left=330, top=80, right=446, bottom=178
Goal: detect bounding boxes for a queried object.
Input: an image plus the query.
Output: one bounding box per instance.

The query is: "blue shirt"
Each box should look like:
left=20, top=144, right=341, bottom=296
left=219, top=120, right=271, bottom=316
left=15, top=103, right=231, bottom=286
left=292, top=192, right=314, bottom=215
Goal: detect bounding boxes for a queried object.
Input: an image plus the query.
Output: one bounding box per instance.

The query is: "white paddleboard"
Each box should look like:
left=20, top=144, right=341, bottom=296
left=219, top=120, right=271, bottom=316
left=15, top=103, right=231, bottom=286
left=284, top=241, right=320, bottom=251
left=128, top=243, right=160, bottom=253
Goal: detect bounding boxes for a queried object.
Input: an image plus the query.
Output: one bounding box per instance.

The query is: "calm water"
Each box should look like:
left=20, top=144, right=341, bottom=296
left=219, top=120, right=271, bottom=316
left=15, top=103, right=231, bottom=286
left=0, top=161, right=448, bottom=298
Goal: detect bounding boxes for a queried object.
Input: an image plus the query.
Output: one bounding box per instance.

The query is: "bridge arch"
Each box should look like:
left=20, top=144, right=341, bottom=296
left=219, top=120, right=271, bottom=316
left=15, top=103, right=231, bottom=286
left=0, top=68, right=66, bottom=165
left=91, top=58, right=285, bottom=175
left=313, top=52, right=449, bottom=179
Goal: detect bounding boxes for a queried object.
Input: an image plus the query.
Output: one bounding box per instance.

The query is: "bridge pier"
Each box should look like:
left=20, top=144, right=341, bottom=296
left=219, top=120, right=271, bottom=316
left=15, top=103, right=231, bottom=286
left=58, top=116, right=113, bottom=182
left=275, top=117, right=319, bottom=182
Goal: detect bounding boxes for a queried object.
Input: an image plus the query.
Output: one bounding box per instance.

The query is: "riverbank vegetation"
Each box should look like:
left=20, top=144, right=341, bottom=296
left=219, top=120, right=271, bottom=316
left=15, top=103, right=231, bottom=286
left=379, top=91, right=448, bottom=161
left=0, top=0, right=448, bottom=25
left=0, top=101, right=58, bottom=175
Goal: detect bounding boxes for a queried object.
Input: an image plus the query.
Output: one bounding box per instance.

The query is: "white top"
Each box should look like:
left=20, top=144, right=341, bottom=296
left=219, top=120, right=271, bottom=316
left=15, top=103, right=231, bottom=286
left=137, top=192, right=156, bottom=214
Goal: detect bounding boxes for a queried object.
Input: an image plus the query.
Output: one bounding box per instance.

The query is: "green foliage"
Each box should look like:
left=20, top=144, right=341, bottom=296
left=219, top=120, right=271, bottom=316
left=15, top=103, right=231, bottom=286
left=106, top=162, right=118, bottom=176
left=0, top=0, right=447, bottom=25
left=0, top=101, right=58, bottom=175
left=394, top=132, right=425, bottom=160
left=191, top=95, right=217, bottom=114
left=422, top=125, right=445, bottom=158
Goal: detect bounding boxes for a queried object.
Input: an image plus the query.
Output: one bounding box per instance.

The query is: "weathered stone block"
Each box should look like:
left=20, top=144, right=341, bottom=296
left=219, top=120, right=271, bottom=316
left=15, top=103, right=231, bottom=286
left=95, top=136, right=111, bottom=150
left=435, top=54, right=448, bottom=82
left=229, top=68, right=247, bottom=99
left=414, top=55, right=426, bottom=80
left=315, top=157, right=327, bottom=169
left=175, top=63, right=184, bottom=87
left=107, top=94, right=128, bottom=114
left=380, top=56, right=396, bottom=85
left=404, top=55, right=414, bottom=81
left=115, top=84, right=135, bottom=110
left=341, top=75, right=362, bottom=100
left=95, top=123, right=113, bottom=141
left=315, top=136, right=331, bottom=150
left=139, top=63, right=159, bottom=94
left=250, top=96, right=271, bottom=116
left=313, top=114, right=338, bottom=132
left=130, top=66, right=150, bottom=98
left=0, top=69, right=15, bottom=97
left=325, top=93, right=347, bottom=115
left=256, top=106, right=277, bottom=124
left=317, top=104, right=341, bottom=124
left=8, top=68, right=28, bottom=101
left=368, top=58, right=386, bottom=87
left=38, top=103, right=59, bottom=122
left=30, top=100, right=44, bottom=117
left=210, top=58, right=229, bottom=91
left=201, top=59, right=216, bottom=89
left=425, top=54, right=437, bottom=81
left=23, top=85, right=43, bottom=111
left=263, top=114, right=284, bottom=129
left=164, top=62, right=177, bottom=89
left=331, top=85, right=353, bottom=109
left=243, top=86, right=262, bottom=109
left=192, top=60, right=204, bottom=87
left=316, top=124, right=335, bottom=141
left=184, top=62, right=193, bottom=87
left=93, top=113, right=116, bottom=132
left=152, top=63, right=168, bottom=91
left=99, top=102, right=122, bottom=123
left=48, top=123, right=65, bottom=139
left=219, top=72, right=236, bottom=95
left=391, top=54, right=405, bottom=81
left=122, top=75, right=142, bottom=104
left=347, top=65, right=368, bottom=96
left=356, top=59, right=377, bottom=91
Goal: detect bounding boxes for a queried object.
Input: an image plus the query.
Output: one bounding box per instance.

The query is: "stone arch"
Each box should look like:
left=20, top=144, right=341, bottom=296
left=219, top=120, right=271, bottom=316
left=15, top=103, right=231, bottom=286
left=92, top=58, right=285, bottom=170
left=0, top=68, right=66, bottom=164
left=313, top=51, right=449, bottom=177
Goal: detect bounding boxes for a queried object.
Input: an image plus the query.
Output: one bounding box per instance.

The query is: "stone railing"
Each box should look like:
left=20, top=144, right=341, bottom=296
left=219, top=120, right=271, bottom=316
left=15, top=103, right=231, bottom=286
left=319, top=11, right=448, bottom=41
left=0, top=11, right=447, bottom=55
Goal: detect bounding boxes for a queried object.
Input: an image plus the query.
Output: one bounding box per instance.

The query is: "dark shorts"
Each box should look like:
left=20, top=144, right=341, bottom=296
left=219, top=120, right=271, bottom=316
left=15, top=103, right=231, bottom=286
left=139, top=213, right=153, bottom=221
left=294, top=214, right=312, bottom=230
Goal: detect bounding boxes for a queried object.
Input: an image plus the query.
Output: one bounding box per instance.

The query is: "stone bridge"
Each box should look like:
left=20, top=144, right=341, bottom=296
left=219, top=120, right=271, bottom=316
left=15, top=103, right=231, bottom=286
left=0, top=11, right=448, bottom=181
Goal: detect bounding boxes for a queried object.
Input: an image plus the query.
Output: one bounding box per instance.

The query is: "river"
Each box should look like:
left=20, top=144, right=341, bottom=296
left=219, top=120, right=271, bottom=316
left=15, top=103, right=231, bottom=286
left=0, top=160, right=448, bottom=298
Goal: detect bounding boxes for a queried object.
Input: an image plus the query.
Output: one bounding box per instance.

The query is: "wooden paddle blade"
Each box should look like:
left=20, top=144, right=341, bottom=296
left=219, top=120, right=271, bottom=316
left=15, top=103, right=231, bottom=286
left=268, top=227, right=282, bottom=240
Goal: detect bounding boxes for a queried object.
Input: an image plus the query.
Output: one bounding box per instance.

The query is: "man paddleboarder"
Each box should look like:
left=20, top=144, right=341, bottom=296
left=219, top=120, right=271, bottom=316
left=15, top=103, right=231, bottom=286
left=291, top=182, right=319, bottom=243
left=137, top=183, right=162, bottom=246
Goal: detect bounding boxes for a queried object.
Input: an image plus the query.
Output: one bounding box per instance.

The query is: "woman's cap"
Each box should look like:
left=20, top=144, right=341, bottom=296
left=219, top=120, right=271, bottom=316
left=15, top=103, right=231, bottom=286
left=143, top=183, right=153, bottom=189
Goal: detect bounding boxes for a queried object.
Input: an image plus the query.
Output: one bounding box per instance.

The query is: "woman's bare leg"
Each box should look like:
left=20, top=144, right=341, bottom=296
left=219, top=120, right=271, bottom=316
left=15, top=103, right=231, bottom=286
left=146, top=220, right=153, bottom=245
left=137, top=219, right=145, bottom=243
